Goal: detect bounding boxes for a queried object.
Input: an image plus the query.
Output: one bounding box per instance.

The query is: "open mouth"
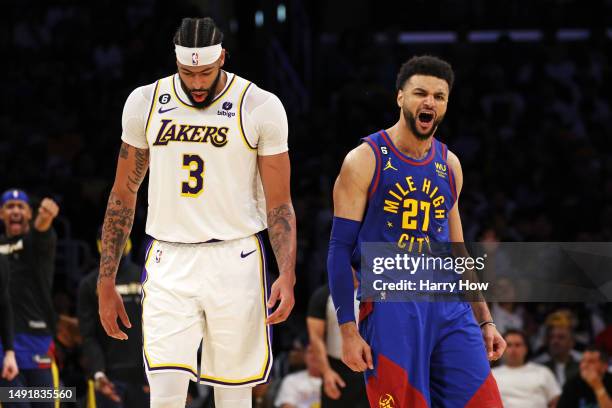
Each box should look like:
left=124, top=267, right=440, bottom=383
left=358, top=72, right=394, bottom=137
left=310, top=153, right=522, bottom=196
left=191, top=91, right=208, bottom=101
left=418, top=111, right=435, bottom=124
left=8, top=219, right=23, bottom=232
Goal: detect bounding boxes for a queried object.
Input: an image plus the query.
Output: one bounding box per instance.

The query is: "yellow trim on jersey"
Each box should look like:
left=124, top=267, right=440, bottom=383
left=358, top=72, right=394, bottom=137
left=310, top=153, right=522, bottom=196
left=237, top=82, right=257, bottom=151
left=171, top=72, right=237, bottom=111
left=141, top=240, right=198, bottom=379
left=199, top=235, right=271, bottom=384
left=144, top=80, right=161, bottom=135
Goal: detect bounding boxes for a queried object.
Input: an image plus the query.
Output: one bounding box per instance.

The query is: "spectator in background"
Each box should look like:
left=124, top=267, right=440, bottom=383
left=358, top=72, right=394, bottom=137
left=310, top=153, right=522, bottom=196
left=0, top=189, right=59, bottom=408
left=595, top=304, right=612, bottom=357
left=77, top=231, right=147, bottom=407
left=307, top=278, right=368, bottom=408
left=274, top=345, right=322, bottom=408
left=493, top=330, right=560, bottom=408
left=490, top=276, right=525, bottom=335
left=558, top=347, right=612, bottom=408
left=0, top=254, right=18, bottom=381
left=535, top=319, right=581, bottom=386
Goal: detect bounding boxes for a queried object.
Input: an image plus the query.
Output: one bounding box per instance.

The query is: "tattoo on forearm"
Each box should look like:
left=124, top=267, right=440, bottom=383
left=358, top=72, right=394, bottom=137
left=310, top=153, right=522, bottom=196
left=98, top=144, right=148, bottom=283
left=267, top=204, right=296, bottom=275
left=126, top=148, right=149, bottom=194
left=99, top=192, right=134, bottom=282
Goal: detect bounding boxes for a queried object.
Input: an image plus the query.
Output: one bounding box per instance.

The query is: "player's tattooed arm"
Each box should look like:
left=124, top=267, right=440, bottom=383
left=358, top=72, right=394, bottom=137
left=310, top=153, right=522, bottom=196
left=98, top=143, right=149, bottom=283
left=259, top=152, right=296, bottom=324
left=259, top=152, right=296, bottom=277
left=267, top=203, right=297, bottom=275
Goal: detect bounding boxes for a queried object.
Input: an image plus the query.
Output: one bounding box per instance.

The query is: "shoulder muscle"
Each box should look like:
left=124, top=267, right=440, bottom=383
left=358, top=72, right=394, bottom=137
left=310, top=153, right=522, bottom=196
left=333, top=143, right=375, bottom=221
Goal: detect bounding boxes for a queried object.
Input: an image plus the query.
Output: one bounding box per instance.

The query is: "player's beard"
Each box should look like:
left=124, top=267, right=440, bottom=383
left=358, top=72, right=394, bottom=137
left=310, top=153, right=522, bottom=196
left=179, top=70, right=222, bottom=109
left=404, top=109, right=444, bottom=140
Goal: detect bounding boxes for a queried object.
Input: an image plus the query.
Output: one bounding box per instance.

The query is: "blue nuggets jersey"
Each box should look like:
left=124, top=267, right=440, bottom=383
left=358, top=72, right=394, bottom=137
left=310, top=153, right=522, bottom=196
left=353, top=130, right=502, bottom=407
left=356, top=129, right=456, bottom=255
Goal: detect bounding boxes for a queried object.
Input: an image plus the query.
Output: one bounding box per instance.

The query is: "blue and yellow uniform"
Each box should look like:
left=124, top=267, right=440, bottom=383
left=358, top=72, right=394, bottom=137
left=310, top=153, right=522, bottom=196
left=355, top=130, right=501, bottom=408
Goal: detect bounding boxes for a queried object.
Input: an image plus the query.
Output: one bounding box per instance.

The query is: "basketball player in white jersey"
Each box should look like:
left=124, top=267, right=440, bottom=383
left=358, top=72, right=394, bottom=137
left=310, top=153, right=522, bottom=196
left=97, top=17, right=296, bottom=408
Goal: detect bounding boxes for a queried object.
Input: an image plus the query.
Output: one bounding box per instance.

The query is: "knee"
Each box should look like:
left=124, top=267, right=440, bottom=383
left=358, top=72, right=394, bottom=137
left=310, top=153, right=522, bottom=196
left=150, top=394, right=186, bottom=408
left=214, top=387, right=252, bottom=408
left=148, top=372, right=190, bottom=408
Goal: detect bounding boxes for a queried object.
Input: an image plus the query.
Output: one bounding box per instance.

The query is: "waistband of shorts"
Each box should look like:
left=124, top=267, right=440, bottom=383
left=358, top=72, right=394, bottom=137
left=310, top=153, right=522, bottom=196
left=152, top=231, right=265, bottom=247
left=153, top=238, right=224, bottom=247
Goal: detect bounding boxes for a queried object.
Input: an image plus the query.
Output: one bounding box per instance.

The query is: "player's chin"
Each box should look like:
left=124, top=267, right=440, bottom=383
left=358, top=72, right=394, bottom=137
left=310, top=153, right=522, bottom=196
left=8, top=222, right=25, bottom=235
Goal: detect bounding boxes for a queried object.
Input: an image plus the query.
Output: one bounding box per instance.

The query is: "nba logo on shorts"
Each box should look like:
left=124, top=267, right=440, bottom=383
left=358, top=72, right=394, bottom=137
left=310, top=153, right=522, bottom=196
left=154, top=248, right=163, bottom=263
left=192, top=52, right=198, bottom=66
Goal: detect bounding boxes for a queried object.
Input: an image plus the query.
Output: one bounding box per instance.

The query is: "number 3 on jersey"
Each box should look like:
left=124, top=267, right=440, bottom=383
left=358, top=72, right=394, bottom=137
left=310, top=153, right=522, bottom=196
left=181, top=154, right=204, bottom=197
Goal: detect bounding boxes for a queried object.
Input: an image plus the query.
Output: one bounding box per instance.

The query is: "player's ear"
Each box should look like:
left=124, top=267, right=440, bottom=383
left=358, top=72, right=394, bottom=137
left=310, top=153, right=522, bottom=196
left=219, top=49, right=226, bottom=68
left=397, top=89, right=404, bottom=108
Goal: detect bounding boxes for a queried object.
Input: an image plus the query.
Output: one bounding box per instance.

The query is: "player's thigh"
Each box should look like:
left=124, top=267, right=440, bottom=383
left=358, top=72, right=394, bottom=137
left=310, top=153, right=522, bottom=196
left=142, top=240, right=204, bottom=380
left=199, top=234, right=272, bottom=387
left=429, top=304, right=502, bottom=408
left=360, top=302, right=431, bottom=408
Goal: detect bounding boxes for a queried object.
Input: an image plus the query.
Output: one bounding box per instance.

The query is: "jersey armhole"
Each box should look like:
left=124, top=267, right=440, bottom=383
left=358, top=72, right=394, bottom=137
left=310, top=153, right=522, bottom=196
left=440, top=141, right=458, bottom=203
left=144, top=80, right=161, bottom=135
left=362, top=137, right=382, bottom=199
left=239, top=82, right=257, bottom=150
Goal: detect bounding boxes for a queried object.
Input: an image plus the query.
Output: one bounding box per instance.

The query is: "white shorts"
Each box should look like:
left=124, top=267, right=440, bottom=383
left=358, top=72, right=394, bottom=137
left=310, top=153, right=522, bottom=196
left=141, top=234, right=272, bottom=387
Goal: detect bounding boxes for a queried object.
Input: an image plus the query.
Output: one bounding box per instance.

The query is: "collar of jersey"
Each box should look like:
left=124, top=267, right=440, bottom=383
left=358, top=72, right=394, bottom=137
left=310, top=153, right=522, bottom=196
left=171, top=71, right=236, bottom=110
left=380, top=129, right=436, bottom=166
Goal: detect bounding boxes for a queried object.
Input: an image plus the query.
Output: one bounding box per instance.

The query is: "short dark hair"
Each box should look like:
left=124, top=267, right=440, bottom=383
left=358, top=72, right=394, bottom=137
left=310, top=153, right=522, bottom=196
left=504, top=329, right=531, bottom=360
left=395, top=55, right=454, bottom=92
left=173, top=17, right=223, bottom=47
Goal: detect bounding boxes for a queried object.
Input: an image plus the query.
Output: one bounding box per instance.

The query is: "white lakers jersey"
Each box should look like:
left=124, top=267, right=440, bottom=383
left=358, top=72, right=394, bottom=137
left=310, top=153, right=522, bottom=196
left=120, top=71, right=288, bottom=243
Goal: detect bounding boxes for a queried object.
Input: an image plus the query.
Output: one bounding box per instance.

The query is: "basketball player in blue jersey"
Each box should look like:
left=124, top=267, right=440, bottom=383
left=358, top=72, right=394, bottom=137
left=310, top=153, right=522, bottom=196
left=97, top=17, right=296, bottom=408
left=327, top=56, right=506, bottom=407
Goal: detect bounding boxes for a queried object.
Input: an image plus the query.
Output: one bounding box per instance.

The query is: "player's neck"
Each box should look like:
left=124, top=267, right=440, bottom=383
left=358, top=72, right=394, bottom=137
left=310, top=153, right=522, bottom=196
left=387, top=123, right=433, bottom=160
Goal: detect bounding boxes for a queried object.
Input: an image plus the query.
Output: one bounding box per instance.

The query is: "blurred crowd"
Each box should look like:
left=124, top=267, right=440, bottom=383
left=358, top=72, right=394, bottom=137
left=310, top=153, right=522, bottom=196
left=1, top=0, right=611, bottom=407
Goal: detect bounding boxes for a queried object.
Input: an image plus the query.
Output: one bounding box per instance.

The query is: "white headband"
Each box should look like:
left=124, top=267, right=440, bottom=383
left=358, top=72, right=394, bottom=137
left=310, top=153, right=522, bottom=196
left=175, top=43, right=222, bottom=66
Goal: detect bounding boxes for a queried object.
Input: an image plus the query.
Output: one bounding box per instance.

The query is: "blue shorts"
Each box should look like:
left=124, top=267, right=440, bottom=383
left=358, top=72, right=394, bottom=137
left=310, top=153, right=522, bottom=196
left=359, top=301, right=502, bottom=408
left=0, top=334, right=53, bottom=370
